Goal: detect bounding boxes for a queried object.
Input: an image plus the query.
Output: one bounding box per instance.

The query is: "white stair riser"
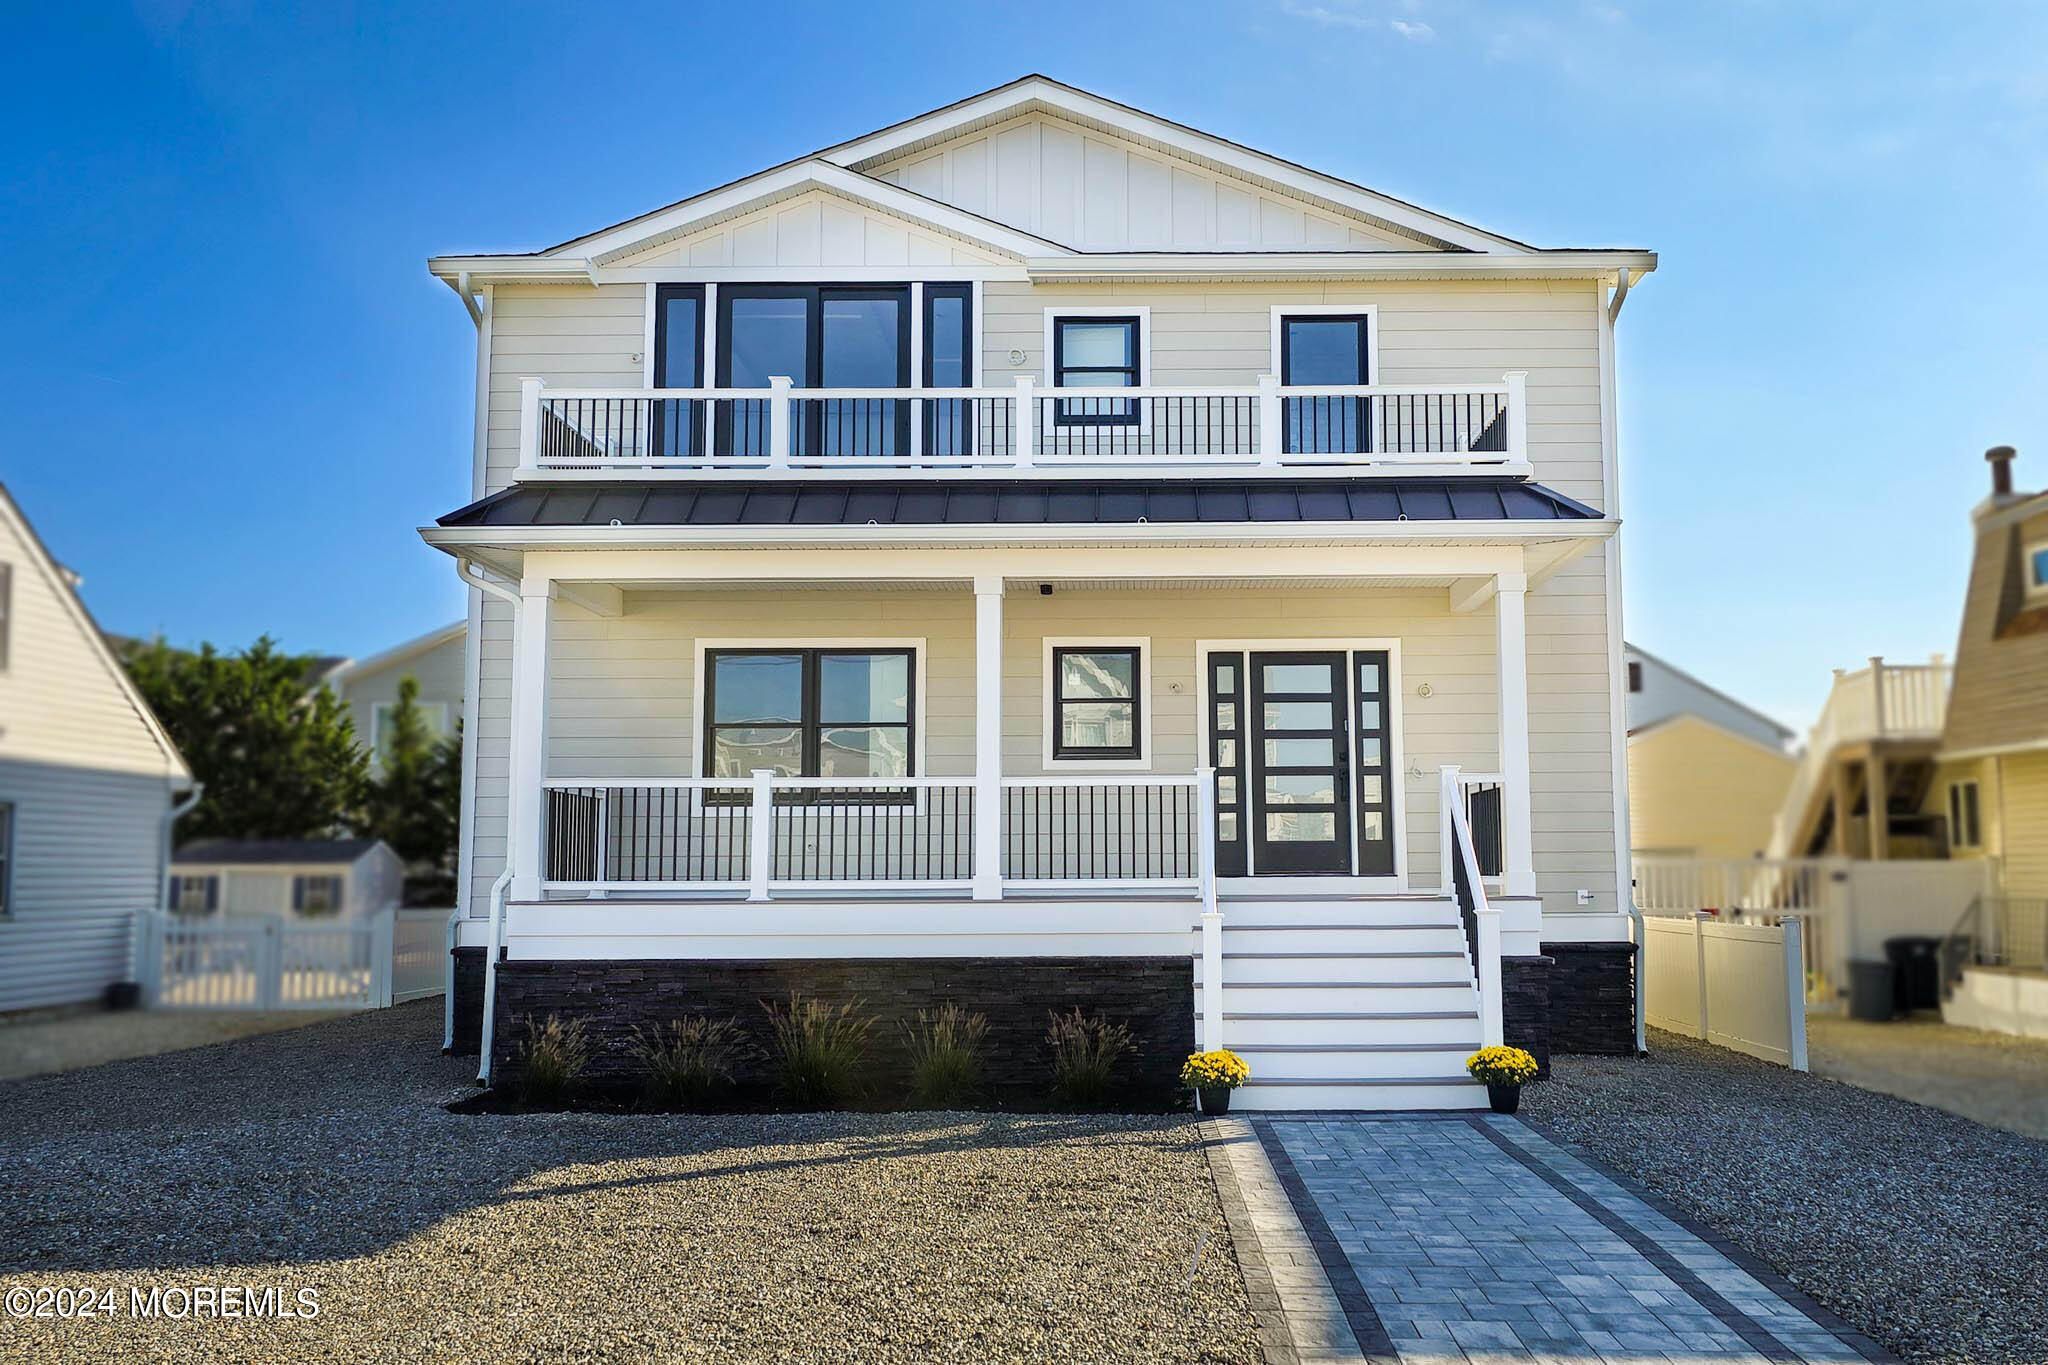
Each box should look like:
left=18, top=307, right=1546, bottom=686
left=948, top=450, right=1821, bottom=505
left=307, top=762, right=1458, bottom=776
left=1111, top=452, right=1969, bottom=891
left=1236, top=1048, right=1477, bottom=1079
left=1203, top=954, right=1472, bottom=984
left=1208, top=1014, right=1483, bottom=1046
left=1221, top=983, right=1477, bottom=1014
left=1231, top=1080, right=1486, bottom=1112
left=1222, top=926, right=1467, bottom=954
left=1221, top=900, right=1459, bottom=928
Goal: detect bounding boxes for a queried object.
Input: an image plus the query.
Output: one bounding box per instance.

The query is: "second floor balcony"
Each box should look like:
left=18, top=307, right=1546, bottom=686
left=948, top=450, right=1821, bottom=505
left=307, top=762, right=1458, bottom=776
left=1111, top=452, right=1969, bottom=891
left=515, top=372, right=1530, bottom=480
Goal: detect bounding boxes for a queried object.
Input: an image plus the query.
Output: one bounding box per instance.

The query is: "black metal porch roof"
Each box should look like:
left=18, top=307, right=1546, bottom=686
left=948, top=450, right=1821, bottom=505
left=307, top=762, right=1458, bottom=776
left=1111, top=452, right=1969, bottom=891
left=436, top=478, right=1603, bottom=529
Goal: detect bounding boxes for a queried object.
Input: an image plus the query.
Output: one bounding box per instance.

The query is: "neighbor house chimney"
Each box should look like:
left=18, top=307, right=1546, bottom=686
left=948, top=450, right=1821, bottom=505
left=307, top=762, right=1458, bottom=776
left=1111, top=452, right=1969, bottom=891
left=1987, top=445, right=2016, bottom=497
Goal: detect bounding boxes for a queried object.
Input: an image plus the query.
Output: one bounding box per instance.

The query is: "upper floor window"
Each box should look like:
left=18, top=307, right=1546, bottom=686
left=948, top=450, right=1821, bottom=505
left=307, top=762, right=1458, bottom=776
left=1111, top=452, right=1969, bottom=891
left=652, top=284, right=706, bottom=459
left=2028, top=541, right=2048, bottom=598
left=704, top=647, right=914, bottom=780
left=1627, top=661, right=1644, bottom=693
left=1049, top=312, right=1143, bottom=426
left=1948, top=780, right=1982, bottom=851
left=372, top=700, right=451, bottom=762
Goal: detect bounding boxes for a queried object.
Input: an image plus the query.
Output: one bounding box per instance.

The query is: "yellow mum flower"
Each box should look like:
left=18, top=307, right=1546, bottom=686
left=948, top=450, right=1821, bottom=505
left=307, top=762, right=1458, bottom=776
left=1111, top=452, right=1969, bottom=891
left=1180, top=1049, right=1251, bottom=1089
left=1465, top=1045, right=1540, bottom=1085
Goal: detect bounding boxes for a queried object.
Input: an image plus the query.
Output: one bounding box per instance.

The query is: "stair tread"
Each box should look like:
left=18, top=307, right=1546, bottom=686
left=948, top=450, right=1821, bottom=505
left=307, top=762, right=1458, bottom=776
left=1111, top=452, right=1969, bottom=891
left=1208, top=980, right=1473, bottom=989
left=1220, top=950, right=1466, bottom=959
left=1232, top=922, right=1453, bottom=931
left=1200, top=1010, right=1480, bottom=1020
left=1231, top=1042, right=1474, bottom=1053
left=1242, top=1076, right=1481, bottom=1087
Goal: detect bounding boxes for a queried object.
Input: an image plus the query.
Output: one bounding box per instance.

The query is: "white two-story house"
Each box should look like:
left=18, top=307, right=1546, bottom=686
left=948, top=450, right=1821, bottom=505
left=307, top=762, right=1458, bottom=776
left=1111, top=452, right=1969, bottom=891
left=423, top=77, right=1654, bottom=1108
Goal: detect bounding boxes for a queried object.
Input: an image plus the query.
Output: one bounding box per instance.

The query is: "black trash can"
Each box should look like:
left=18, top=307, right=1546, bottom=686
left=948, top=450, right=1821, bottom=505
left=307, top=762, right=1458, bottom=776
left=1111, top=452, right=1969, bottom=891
left=1885, top=936, right=1943, bottom=1013
left=1849, top=960, right=1896, bottom=1021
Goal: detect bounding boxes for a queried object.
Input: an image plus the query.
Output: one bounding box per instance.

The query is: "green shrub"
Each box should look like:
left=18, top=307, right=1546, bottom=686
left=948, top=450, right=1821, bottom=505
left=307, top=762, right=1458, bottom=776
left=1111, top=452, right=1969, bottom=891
left=1045, top=1007, right=1135, bottom=1107
left=761, top=993, right=874, bottom=1108
left=629, top=1016, right=758, bottom=1109
left=903, top=1003, right=990, bottom=1108
left=508, top=1013, right=591, bottom=1106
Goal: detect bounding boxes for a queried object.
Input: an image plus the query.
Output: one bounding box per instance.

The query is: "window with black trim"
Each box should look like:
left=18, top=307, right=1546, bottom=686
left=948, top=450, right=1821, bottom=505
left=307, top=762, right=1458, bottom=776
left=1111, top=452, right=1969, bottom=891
left=169, top=874, right=216, bottom=914
left=1627, top=661, right=1643, bottom=693
left=1052, top=647, right=1142, bottom=759
left=1052, top=316, right=1139, bottom=426
left=704, top=649, right=914, bottom=781
left=924, top=284, right=974, bottom=456
left=652, top=284, right=706, bottom=459
left=293, top=875, right=343, bottom=915
left=1949, top=780, right=1982, bottom=850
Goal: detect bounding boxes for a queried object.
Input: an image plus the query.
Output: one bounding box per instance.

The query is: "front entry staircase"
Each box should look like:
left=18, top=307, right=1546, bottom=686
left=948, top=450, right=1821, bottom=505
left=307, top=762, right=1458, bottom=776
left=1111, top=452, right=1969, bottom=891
left=1197, top=895, right=1487, bottom=1110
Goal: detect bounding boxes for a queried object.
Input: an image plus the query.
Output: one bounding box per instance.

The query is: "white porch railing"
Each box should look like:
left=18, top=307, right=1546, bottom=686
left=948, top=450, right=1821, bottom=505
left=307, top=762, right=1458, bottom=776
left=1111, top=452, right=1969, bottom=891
left=1767, top=655, right=1951, bottom=858
left=1440, top=766, right=1504, bottom=1047
left=540, top=772, right=1215, bottom=900
left=515, top=372, right=1528, bottom=477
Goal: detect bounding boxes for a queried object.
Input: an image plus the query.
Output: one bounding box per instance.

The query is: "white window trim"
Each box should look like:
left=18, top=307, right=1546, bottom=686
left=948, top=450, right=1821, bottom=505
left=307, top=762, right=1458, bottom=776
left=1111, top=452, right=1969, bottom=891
left=1041, top=637, right=1154, bottom=772
left=371, top=701, right=452, bottom=758
left=690, top=637, right=930, bottom=786
left=1949, top=779, right=1983, bottom=850
left=1268, top=304, right=1381, bottom=385
left=1042, top=307, right=1153, bottom=442
left=2026, top=538, right=2048, bottom=599
left=1196, top=637, right=1408, bottom=888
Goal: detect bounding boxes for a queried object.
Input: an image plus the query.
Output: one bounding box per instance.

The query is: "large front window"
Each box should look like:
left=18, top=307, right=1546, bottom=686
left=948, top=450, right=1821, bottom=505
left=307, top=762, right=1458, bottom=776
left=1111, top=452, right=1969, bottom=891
left=1052, top=646, right=1142, bottom=760
left=716, top=286, right=911, bottom=457
left=704, top=648, right=914, bottom=780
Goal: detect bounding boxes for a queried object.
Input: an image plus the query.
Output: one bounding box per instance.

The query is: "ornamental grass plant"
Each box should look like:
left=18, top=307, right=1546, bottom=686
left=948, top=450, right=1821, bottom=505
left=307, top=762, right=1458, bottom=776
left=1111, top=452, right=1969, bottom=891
left=903, top=1003, right=990, bottom=1108
left=762, top=993, right=875, bottom=1108
left=629, top=1016, right=758, bottom=1109
left=508, top=1013, right=592, bottom=1106
left=1045, top=1007, right=1135, bottom=1107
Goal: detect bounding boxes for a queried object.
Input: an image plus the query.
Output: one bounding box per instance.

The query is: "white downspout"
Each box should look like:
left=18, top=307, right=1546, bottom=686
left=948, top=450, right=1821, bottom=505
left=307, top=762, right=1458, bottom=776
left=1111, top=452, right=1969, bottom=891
left=159, top=781, right=203, bottom=907
left=457, top=557, right=525, bottom=1085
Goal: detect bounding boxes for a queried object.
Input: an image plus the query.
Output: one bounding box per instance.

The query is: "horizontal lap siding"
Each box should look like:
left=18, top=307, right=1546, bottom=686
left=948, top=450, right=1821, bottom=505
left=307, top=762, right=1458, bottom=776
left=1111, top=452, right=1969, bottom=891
left=0, top=760, right=168, bottom=1010
left=2000, top=753, right=2048, bottom=898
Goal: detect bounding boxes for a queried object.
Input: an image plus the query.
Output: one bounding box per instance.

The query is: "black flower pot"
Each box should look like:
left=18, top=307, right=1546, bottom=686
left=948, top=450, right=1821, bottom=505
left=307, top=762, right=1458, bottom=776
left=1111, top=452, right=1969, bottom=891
left=1486, top=1082, right=1520, bottom=1115
left=1198, top=1085, right=1233, bottom=1115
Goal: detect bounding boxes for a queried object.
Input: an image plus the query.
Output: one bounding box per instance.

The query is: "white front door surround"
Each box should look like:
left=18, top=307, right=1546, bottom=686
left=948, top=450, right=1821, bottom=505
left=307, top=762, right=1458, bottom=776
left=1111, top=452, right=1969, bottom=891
left=500, top=545, right=1541, bottom=904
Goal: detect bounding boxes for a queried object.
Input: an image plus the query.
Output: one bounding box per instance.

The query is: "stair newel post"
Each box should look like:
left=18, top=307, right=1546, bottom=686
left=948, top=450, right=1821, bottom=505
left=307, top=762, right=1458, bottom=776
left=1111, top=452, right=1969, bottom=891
left=1196, top=766, right=1223, bottom=1052
left=1476, top=904, right=1504, bottom=1047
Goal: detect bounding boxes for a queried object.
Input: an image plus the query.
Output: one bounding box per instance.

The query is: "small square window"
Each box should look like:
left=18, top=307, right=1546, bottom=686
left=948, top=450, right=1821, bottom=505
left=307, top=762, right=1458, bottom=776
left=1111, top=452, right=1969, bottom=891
left=1051, top=646, right=1143, bottom=760
left=1627, top=660, right=1644, bottom=693
left=1051, top=317, right=1140, bottom=426
left=2028, top=544, right=2048, bottom=596
left=294, top=875, right=344, bottom=916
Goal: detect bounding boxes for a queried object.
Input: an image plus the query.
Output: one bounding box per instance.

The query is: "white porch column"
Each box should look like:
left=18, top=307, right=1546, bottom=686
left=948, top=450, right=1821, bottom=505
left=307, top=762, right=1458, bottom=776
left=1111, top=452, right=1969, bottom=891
left=1495, top=570, right=1536, bottom=898
left=507, top=574, right=553, bottom=902
left=972, top=575, right=1004, bottom=900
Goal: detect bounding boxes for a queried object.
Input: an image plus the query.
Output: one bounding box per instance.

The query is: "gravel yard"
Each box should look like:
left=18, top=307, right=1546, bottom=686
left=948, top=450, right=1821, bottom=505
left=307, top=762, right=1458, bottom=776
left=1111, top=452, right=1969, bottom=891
left=0, top=1008, right=345, bottom=1082
left=0, top=1002, right=1258, bottom=1363
left=1523, top=1027, right=2048, bottom=1365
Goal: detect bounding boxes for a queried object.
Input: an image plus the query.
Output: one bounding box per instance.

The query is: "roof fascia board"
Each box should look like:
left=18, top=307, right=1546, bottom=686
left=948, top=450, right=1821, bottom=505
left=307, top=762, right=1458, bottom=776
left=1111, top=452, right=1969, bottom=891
left=1625, top=641, right=1796, bottom=744
left=0, top=484, right=192, bottom=783
left=1024, top=250, right=1658, bottom=282
left=822, top=77, right=1528, bottom=255
left=420, top=519, right=1618, bottom=553
left=1627, top=712, right=1798, bottom=760
left=327, top=621, right=464, bottom=690
left=554, top=161, right=1071, bottom=269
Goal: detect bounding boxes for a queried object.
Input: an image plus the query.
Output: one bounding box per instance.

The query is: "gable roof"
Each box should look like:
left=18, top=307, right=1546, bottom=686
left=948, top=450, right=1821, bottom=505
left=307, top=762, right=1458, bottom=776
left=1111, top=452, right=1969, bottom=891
left=1625, top=642, right=1796, bottom=749
left=174, top=838, right=384, bottom=866
left=0, top=483, right=191, bottom=784
left=429, top=75, right=1654, bottom=282
left=327, top=621, right=463, bottom=695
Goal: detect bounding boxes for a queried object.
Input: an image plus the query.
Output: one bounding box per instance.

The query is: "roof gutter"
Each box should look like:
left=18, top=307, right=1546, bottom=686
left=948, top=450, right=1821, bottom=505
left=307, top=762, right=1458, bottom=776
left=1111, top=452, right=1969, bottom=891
left=1606, top=267, right=1634, bottom=323
left=442, top=270, right=486, bottom=326
left=454, top=557, right=523, bottom=1087
left=1024, top=250, right=1657, bottom=284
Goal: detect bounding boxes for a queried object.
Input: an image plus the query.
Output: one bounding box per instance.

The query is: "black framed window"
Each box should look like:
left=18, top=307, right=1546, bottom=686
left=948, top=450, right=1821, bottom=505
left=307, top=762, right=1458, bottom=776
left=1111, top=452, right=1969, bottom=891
left=924, top=284, right=974, bottom=456
left=293, top=875, right=343, bottom=916
left=1280, top=313, right=1371, bottom=454
left=1052, top=647, right=1141, bottom=759
left=1627, top=660, right=1644, bottom=693
left=1208, top=655, right=1247, bottom=876
left=1052, top=316, right=1139, bottom=426
left=651, top=284, right=706, bottom=458
left=704, top=648, right=915, bottom=781
left=169, top=872, right=216, bottom=914
left=716, top=285, right=910, bottom=458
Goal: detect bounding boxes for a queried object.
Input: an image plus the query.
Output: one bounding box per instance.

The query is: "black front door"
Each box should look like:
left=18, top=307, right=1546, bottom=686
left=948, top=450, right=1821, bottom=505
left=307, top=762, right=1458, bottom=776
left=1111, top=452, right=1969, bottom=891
left=1248, top=651, right=1353, bottom=874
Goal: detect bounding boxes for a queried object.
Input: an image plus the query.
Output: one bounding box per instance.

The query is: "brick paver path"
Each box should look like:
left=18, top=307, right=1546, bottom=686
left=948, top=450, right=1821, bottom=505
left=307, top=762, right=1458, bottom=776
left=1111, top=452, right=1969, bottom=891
left=1248, top=1113, right=1895, bottom=1365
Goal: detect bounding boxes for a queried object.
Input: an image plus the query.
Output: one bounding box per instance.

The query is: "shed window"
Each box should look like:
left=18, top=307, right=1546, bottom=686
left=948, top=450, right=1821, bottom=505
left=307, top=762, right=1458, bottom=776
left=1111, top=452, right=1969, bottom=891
left=293, top=875, right=343, bottom=915
left=170, top=874, right=217, bottom=914
left=1052, top=647, right=1143, bottom=760
left=1948, top=780, right=1982, bottom=851
left=704, top=648, right=913, bottom=781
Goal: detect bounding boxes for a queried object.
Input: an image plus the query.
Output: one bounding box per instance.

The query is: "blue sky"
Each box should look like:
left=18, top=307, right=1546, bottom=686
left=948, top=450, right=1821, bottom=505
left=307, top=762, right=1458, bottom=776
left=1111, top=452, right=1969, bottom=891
left=4, top=1, right=2043, bottom=728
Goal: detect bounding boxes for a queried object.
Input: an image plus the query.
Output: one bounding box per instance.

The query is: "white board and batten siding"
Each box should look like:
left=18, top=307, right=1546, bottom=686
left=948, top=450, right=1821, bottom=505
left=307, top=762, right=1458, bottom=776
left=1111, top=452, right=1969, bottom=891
left=0, top=486, right=192, bottom=1012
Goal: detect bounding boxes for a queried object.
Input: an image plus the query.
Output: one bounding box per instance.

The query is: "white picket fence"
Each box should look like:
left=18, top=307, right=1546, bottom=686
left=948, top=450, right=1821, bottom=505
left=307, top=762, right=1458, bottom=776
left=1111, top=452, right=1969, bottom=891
left=1641, top=913, right=1809, bottom=1070
left=135, top=908, right=450, bottom=1012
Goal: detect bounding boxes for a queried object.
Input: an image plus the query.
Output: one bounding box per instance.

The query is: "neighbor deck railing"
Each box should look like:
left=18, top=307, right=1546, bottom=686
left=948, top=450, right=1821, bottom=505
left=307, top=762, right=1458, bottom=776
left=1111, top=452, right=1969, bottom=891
left=516, top=372, right=1528, bottom=477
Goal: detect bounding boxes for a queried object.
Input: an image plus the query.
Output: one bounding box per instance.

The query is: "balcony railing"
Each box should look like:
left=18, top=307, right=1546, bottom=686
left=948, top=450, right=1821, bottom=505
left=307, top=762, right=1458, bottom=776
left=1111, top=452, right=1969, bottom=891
left=517, top=372, right=1528, bottom=478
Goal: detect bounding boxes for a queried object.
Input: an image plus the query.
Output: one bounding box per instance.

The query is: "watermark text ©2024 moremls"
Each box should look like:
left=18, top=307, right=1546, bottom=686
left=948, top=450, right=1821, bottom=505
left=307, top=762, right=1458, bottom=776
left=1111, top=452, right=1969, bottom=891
left=5, top=1285, right=320, bottom=1320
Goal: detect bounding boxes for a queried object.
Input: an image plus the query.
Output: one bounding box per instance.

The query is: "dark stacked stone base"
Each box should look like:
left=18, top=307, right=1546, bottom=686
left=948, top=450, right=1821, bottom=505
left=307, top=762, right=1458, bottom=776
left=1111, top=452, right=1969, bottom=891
left=458, top=953, right=1194, bottom=1103
left=1543, top=940, right=1638, bottom=1055
left=1501, top=954, right=1553, bottom=1076
left=449, top=946, right=485, bottom=1055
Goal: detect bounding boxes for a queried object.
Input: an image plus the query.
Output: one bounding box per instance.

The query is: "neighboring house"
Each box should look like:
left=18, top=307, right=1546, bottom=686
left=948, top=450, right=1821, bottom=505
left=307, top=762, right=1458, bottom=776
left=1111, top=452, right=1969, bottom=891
left=0, top=484, right=196, bottom=1012
left=1625, top=644, right=1796, bottom=859
left=420, top=76, right=1657, bottom=1108
left=169, top=838, right=403, bottom=918
left=326, top=621, right=465, bottom=769
left=1927, top=448, right=2048, bottom=901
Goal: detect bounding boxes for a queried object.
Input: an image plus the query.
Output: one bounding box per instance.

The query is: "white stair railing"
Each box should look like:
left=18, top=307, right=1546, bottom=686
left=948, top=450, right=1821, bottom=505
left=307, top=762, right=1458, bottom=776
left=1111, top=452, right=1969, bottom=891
left=1440, top=766, right=1504, bottom=1046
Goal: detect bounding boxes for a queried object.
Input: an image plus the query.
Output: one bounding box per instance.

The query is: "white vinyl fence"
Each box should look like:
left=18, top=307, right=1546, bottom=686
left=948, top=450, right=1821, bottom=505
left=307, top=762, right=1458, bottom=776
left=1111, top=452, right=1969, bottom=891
left=1642, top=912, right=1809, bottom=1069
left=136, top=908, right=450, bottom=1012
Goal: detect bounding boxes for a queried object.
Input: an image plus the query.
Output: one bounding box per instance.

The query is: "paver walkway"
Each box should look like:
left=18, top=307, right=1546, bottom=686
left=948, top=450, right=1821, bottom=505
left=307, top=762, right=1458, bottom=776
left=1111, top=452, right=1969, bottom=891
left=1245, top=1113, right=1894, bottom=1365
